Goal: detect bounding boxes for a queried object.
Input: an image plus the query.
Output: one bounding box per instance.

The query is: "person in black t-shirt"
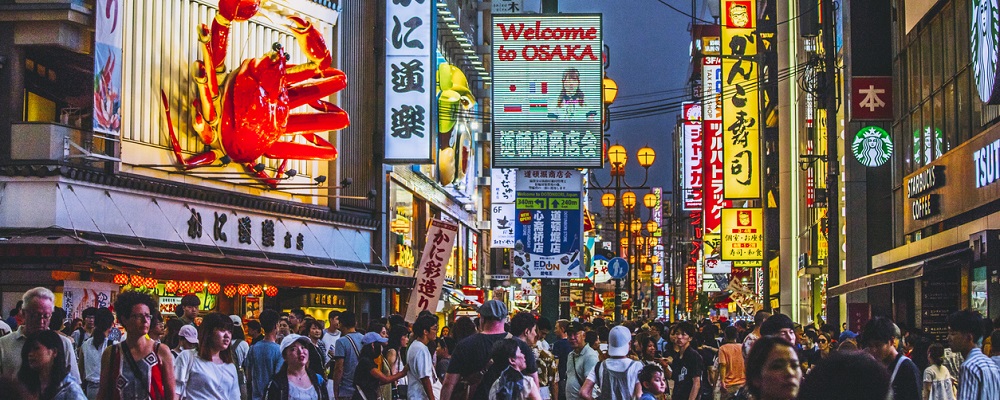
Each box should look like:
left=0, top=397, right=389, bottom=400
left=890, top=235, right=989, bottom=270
left=669, top=322, right=704, bottom=400
left=352, top=332, right=407, bottom=400
left=860, top=317, right=921, bottom=400
left=442, top=300, right=526, bottom=400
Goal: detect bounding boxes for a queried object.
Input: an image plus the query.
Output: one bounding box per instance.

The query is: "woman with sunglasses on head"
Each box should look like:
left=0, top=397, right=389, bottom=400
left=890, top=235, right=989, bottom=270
left=97, top=291, right=175, bottom=400
left=20, top=330, right=87, bottom=400
left=174, top=313, right=241, bottom=399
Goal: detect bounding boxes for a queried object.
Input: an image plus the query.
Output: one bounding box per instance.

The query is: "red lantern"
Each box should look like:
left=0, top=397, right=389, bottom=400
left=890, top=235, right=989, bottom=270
left=207, top=282, right=220, bottom=295
left=113, top=273, right=129, bottom=285
left=223, top=284, right=238, bottom=297
left=265, top=285, right=278, bottom=297
left=143, top=278, right=157, bottom=289
left=238, top=284, right=250, bottom=296
left=165, top=280, right=178, bottom=293
left=130, top=275, right=144, bottom=287
left=250, top=285, right=263, bottom=296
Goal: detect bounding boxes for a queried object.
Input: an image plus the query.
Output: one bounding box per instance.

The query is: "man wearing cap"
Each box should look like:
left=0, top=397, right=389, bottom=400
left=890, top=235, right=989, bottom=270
left=172, top=324, right=200, bottom=357
left=441, top=300, right=515, bottom=400
left=178, top=294, right=200, bottom=326
left=246, top=310, right=283, bottom=400
left=564, top=322, right=598, bottom=400
left=580, top=326, right=643, bottom=400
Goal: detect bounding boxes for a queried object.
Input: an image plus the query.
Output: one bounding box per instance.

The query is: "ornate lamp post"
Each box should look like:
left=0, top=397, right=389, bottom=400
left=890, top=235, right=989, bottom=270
left=591, top=143, right=656, bottom=323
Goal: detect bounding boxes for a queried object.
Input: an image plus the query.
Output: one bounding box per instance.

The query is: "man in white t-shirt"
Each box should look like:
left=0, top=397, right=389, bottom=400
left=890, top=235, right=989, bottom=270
left=408, top=314, right=440, bottom=400
left=320, top=310, right=341, bottom=362
left=579, top=326, right=643, bottom=400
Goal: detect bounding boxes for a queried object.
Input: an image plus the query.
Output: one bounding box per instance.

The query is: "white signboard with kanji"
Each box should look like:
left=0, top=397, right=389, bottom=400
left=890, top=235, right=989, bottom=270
left=491, top=203, right=516, bottom=248
left=491, top=168, right=517, bottom=203
left=405, top=219, right=459, bottom=321
left=384, top=0, right=435, bottom=163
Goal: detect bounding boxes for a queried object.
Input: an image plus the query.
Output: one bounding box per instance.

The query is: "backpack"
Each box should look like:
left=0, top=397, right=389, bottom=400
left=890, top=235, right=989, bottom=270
left=593, top=359, right=639, bottom=400
left=492, top=367, right=526, bottom=400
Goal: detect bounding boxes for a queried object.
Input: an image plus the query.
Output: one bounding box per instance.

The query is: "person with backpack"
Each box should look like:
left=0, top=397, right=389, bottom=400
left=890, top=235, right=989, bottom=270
left=441, top=300, right=514, bottom=400
left=332, top=311, right=364, bottom=400
left=488, top=338, right=542, bottom=400
left=97, top=291, right=175, bottom=399
left=861, top=316, right=921, bottom=400
left=578, top=326, right=642, bottom=400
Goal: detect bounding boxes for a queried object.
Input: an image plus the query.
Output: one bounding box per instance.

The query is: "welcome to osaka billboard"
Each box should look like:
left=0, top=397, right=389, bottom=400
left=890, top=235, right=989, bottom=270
left=492, top=14, right=603, bottom=168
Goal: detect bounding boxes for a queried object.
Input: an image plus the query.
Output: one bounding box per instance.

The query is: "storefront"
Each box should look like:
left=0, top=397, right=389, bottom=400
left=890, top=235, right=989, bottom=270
left=830, top=121, right=1000, bottom=330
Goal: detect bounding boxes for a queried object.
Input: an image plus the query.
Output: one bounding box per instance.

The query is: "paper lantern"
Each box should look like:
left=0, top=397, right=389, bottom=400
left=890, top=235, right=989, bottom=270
left=265, top=285, right=278, bottom=297
left=130, top=275, right=144, bottom=287
left=250, top=285, right=263, bottom=296
left=223, top=284, right=238, bottom=297
left=143, top=277, right=157, bottom=289
left=165, top=280, right=178, bottom=293
left=113, top=273, right=129, bottom=285
left=238, top=284, right=250, bottom=296
left=207, top=282, right=220, bottom=295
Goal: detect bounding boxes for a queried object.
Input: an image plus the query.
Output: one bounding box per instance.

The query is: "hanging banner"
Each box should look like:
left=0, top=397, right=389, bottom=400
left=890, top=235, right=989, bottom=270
left=721, top=0, right=761, bottom=199
left=384, top=0, right=435, bottom=163
left=62, top=281, right=120, bottom=320
left=405, top=219, right=459, bottom=321
left=703, top=120, right=730, bottom=234
left=491, top=203, right=517, bottom=248
left=492, top=14, right=604, bottom=168
left=682, top=103, right=704, bottom=210
left=513, top=170, right=584, bottom=278
left=93, top=0, right=124, bottom=135
left=720, top=207, right=764, bottom=261
left=491, top=168, right=518, bottom=203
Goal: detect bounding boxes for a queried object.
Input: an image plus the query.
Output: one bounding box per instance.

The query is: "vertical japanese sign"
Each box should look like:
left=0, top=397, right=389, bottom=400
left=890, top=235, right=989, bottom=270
left=385, top=0, right=435, bottom=163
left=720, top=207, right=764, bottom=261
left=513, top=170, right=584, bottom=278
left=491, top=168, right=518, bottom=248
left=686, top=266, right=698, bottom=313
left=94, top=0, right=123, bottom=135
left=721, top=0, right=761, bottom=199
left=492, top=15, right=603, bottom=167
left=63, top=281, right=119, bottom=320
left=405, top=219, right=459, bottom=321
left=682, top=103, right=704, bottom=211
left=703, top=119, right=730, bottom=233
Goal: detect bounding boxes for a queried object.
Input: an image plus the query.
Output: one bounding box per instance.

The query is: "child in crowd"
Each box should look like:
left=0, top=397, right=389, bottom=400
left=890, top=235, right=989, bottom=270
left=639, top=364, right=667, bottom=400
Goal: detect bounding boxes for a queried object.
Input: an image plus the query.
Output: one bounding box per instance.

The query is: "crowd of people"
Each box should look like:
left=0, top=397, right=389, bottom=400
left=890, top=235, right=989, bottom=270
left=0, top=286, right=1000, bottom=400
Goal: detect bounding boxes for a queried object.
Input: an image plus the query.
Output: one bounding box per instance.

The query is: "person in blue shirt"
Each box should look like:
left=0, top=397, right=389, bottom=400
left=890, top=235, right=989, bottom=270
left=332, top=311, right=364, bottom=400
left=246, top=310, right=283, bottom=400
left=639, top=364, right=667, bottom=400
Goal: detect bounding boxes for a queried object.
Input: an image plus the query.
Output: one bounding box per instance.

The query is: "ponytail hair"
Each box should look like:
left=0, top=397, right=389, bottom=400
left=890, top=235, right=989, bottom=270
left=91, top=308, right=115, bottom=349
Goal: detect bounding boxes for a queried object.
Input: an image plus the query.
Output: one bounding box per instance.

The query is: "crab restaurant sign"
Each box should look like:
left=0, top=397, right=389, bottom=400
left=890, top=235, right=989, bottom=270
left=384, top=0, right=435, bottom=163
left=721, top=0, right=761, bottom=199
left=491, top=15, right=604, bottom=168
left=405, top=219, right=459, bottom=321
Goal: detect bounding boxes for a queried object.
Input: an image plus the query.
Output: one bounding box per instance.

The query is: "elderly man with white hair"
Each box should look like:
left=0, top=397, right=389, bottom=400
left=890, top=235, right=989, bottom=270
left=0, top=287, right=80, bottom=380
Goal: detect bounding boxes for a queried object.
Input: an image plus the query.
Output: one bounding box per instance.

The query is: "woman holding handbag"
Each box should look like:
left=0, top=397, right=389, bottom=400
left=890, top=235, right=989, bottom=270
left=174, top=313, right=240, bottom=399
left=97, top=291, right=175, bottom=400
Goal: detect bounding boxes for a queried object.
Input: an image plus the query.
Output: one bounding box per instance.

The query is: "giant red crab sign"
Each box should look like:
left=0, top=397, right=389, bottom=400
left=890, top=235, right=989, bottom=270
left=160, top=0, right=349, bottom=188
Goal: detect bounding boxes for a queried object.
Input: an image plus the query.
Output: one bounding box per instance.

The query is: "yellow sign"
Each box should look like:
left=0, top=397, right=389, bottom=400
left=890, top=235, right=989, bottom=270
left=720, top=208, right=764, bottom=261
left=721, top=0, right=761, bottom=200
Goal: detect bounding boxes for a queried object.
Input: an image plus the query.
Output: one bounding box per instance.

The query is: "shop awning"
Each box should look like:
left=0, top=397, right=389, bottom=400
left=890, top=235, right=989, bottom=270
left=101, top=255, right=347, bottom=289
left=827, top=261, right=923, bottom=297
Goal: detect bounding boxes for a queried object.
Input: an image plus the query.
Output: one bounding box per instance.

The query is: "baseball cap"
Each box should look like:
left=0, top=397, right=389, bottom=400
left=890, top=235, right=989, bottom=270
left=178, top=325, right=199, bottom=344
left=565, top=321, right=584, bottom=335
left=607, top=325, right=631, bottom=357
left=279, top=334, right=313, bottom=355
left=229, top=315, right=243, bottom=327
left=362, top=331, right=389, bottom=346
left=478, top=300, right=508, bottom=320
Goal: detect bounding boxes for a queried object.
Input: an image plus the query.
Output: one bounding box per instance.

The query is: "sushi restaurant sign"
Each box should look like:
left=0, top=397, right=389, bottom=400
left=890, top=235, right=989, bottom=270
left=491, top=14, right=604, bottom=168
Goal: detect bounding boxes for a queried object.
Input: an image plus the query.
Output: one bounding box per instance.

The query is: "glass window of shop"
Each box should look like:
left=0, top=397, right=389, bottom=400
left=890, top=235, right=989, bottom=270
left=894, top=0, right=986, bottom=176
left=390, top=184, right=420, bottom=270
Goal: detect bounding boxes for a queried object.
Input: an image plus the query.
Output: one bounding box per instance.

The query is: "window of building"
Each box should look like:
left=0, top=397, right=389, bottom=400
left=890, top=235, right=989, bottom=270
left=390, top=184, right=417, bottom=270
left=22, top=51, right=92, bottom=127
left=971, top=266, right=987, bottom=316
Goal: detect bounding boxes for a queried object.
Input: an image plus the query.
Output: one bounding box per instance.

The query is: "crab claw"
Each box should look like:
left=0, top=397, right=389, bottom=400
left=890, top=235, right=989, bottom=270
left=218, top=0, right=262, bottom=23
left=287, top=16, right=330, bottom=66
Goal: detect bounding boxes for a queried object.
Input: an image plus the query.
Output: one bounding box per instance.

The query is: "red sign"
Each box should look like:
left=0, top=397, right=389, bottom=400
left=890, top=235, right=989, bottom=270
left=851, top=76, right=893, bottom=121
left=686, top=267, right=698, bottom=312
left=703, top=120, right=731, bottom=233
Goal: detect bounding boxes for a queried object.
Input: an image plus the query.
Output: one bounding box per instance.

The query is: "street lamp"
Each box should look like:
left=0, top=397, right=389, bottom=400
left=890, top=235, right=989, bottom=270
left=589, top=143, right=656, bottom=323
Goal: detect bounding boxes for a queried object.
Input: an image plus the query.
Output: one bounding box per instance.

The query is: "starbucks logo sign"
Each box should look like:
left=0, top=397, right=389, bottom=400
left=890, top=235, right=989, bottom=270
left=973, top=0, right=1000, bottom=103
left=852, top=126, right=893, bottom=167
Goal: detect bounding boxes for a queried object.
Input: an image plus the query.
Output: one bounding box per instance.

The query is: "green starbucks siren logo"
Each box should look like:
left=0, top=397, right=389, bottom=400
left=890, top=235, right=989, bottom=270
left=973, top=0, right=1000, bottom=103
left=852, top=126, right=893, bottom=167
